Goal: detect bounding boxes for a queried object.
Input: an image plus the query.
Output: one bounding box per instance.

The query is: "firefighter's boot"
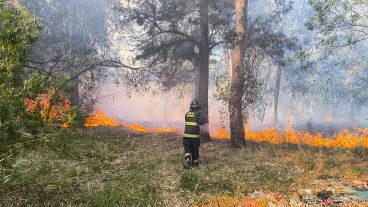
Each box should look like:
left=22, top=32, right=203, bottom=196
left=184, top=153, right=192, bottom=169
left=192, top=159, right=199, bottom=167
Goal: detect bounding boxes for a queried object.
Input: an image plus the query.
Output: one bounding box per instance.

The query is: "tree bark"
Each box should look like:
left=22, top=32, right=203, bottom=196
left=65, top=10, right=80, bottom=108
left=272, top=64, right=281, bottom=127
left=198, top=0, right=211, bottom=143
left=229, top=0, right=247, bottom=147
left=70, top=79, right=80, bottom=107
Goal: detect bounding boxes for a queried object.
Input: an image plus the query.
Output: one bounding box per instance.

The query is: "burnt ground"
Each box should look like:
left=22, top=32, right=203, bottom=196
left=1, top=127, right=368, bottom=207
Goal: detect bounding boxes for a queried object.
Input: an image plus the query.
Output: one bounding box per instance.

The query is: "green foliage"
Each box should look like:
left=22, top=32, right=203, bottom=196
left=0, top=0, right=38, bottom=86
left=306, top=0, right=368, bottom=50
left=0, top=71, right=70, bottom=145
left=0, top=3, right=77, bottom=196
left=296, top=50, right=315, bottom=70
left=0, top=2, right=71, bottom=145
left=64, top=107, right=88, bottom=128
left=0, top=1, right=38, bottom=143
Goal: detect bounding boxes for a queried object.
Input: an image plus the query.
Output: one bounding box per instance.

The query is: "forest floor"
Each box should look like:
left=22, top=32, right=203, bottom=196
left=1, top=127, right=368, bottom=207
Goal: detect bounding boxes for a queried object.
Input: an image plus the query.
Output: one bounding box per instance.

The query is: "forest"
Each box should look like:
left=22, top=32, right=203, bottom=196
left=1, top=0, right=368, bottom=206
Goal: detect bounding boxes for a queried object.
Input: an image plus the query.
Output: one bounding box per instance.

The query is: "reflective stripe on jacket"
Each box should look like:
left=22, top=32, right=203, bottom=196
left=184, top=111, right=200, bottom=138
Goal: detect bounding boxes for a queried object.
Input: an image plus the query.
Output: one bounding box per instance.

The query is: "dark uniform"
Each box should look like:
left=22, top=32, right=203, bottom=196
left=183, top=101, right=206, bottom=167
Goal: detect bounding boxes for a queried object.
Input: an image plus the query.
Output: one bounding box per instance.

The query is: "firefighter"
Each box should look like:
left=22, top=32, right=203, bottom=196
left=183, top=100, right=206, bottom=169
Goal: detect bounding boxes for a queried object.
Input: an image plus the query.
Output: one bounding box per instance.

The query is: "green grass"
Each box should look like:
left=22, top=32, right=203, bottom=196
left=179, top=170, right=235, bottom=195
left=82, top=162, right=164, bottom=207
left=1, top=127, right=368, bottom=206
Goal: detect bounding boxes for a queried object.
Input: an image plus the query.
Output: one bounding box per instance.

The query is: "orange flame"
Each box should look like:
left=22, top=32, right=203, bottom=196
left=25, top=93, right=70, bottom=123
left=155, top=126, right=181, bottom=133
left=84, top=109, right=120, bottom=127
left=215, top=126, right=368, bottom=149
left=216, top=128, right=230, bottom=139
left=70, top=109, right=368, bottom=149
left=125, top=123, right=151, bottom=132
left=84, top=109, right=181, bottom=133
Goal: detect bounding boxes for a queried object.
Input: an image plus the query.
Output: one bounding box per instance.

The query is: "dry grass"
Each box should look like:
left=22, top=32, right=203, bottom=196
left=1, top=127, right=367, bottom=206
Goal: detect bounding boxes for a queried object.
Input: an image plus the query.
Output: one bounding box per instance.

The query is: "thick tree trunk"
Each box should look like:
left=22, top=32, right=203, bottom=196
left=229, top=0, right=247, bottom=147
left=272, top=64, right=281, bottom=127
left=198, top=0, right=211, bottom=143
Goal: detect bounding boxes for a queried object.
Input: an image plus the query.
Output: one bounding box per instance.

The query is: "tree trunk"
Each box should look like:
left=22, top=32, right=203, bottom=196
left=309, top=98, right=314, bottom=122
left=349, top=97, right=356, bottom=124
left=272, top=64, right=281, bottom=127
left=70, top=77, right=80, bottom=107
left=229, top=0, right=247, bottom=147
left=198, top=0, right=211, bottom=143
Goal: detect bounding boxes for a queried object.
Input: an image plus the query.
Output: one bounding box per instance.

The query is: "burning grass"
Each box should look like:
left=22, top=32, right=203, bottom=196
left=215, top=126, right=368, bottom=149
left=86, top=109, right=368, bottom=149
left=27, top=102, right=368, bottom=150
left=84, top=109, right=181, bottom=133
left=84, top=109, right=120, bottom=127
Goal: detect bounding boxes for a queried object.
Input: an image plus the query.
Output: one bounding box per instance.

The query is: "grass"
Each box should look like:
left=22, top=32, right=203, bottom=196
left=1, top=127, right=368, bottom=206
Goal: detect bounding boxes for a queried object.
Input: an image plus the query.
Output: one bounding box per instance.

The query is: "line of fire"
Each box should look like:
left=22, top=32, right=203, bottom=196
left=25, top=94, right=368, bottom=149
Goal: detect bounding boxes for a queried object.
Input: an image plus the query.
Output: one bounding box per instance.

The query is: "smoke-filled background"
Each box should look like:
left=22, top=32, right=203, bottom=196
left=21, top=0, right=368, bottom=132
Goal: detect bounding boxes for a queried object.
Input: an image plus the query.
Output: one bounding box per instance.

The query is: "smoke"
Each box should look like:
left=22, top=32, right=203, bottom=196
left=95, top=84, right=225, bottom=131
left=22, top=0, right=368, bottom=133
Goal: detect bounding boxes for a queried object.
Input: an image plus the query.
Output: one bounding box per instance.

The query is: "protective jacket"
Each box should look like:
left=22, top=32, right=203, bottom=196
left=184, top=109, right=205, bottom=138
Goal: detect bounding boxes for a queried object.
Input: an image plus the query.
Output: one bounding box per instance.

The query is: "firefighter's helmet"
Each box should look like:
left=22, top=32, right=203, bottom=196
left=190, top=100, right=201, bottom=109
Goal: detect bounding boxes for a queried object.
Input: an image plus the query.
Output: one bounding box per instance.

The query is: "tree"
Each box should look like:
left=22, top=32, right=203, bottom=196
left=269, top=0, right=296, bottom=126
left=306, top=0, right=368, bottom=51
left=305, top=0, right=368, bottom=122
left=114, top=0, right=232, bottom=142
left=229, top=0, right=247, bottom=147
left=306, top=0, right=368, bottom=84
left=214, top=1, right=299, bottom=138
left=197, top=0, right=211, bottom=142
left=271, top=62, right=282, bottom=126
left=22, top=0, right=109, bottom=111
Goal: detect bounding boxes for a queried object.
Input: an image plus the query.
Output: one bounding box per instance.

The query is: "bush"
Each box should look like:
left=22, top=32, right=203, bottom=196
left=0, top=0, right=38, bottom=143
left=0, top=1, right=78, bottom=187
left=0, top=1, right=74, bottom=147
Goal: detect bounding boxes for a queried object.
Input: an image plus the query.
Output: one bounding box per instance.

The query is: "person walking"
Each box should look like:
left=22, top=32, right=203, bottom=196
left=183, top=100, right=206, bottom=168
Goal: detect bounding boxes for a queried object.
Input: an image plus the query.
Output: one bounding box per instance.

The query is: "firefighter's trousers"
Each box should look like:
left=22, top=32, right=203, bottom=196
left=183, top=137, right=200, bottom=162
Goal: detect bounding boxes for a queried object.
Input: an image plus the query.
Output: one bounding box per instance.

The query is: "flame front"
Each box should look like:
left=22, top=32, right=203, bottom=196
left=84, top=110, right=181, bottom=133
left=125, top=123, right=151, bottom=132
left=82, top=110, right=368, bottom=149
left=84, top=109, right=119, bottom=127
left=215, top=126, right=368, bottom=149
